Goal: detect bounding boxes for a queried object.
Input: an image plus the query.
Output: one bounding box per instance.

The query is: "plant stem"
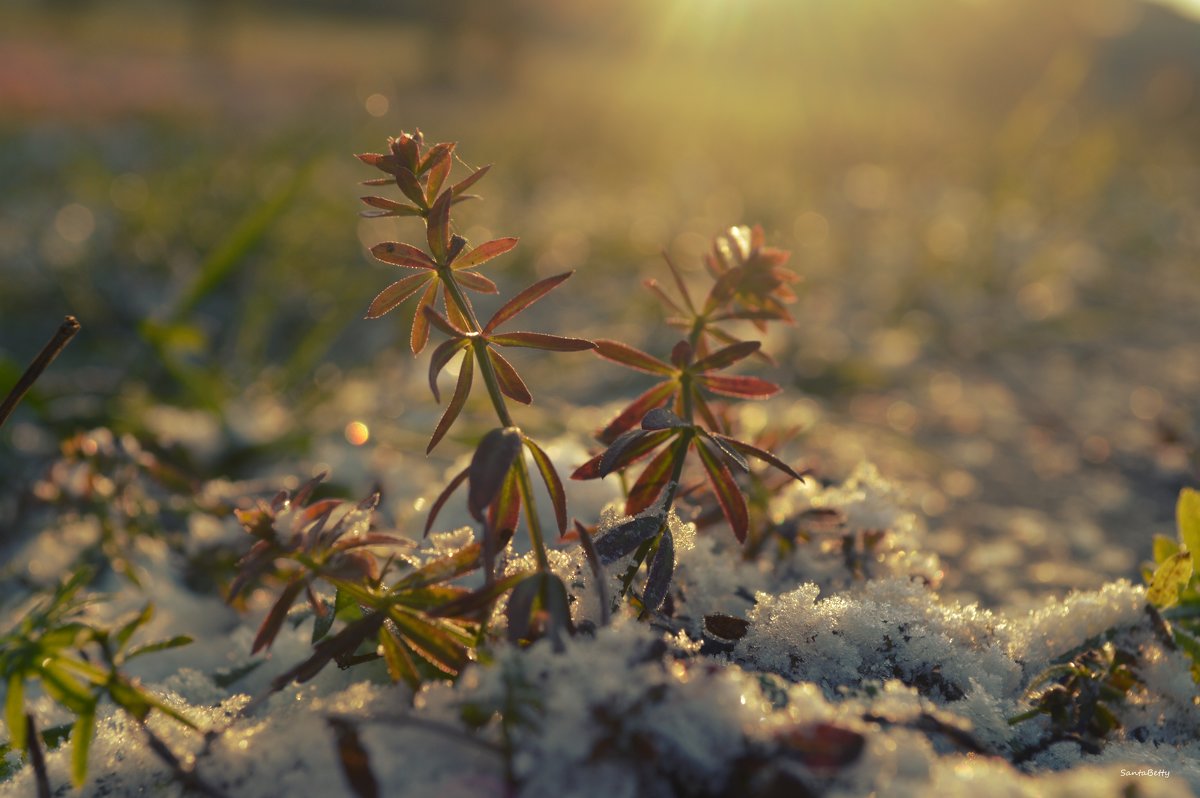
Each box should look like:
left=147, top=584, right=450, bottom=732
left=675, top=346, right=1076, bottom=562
left=441, top=271, right=549, bottom=572
left=0, top=316, right=80, bottom=432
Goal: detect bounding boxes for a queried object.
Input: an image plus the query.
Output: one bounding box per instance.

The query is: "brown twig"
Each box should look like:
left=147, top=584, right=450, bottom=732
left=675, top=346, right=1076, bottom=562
left=0, top=315, right=80, bottom=431
left=25, top=714, right=52, bottom=798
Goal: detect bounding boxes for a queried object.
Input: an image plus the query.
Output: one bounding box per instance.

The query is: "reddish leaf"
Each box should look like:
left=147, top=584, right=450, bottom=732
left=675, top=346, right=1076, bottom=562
left=594, top=515, right=663, bottom=565
left=366, top=272, right=432, bottom=319
left=692, top=340, right=761, bottom=372
left=782, top=723, right=866, bottom=772
left=428, top=338, right=470, bottom=403
left=453, top=237, right=519, bottom=271
left=252, top=580, right=307, bottom=654
left=426, top=190, right=453, bottom=263
left=271, top=613, right=388, bottom=691
left=625, top=441, right=678, bottom=515
left=490, top=332, right=595, bottom=352
left=487, top=348, right=533, bottom=404
left=662, top=251, right=698, bottom=314
left=597, top=380, right=677, bottom=444
left=643, top=277, right=686, bottom=316
left=450, top=164, right=491, bottom=197
left=423, top=466, right=469, bottom=536
left=359, top=196, right=423, bottom=219
left=524, top=436, right=567, bottom=534
left=670, top=340, right=693, bottom=368
left=693, top=393, right=724, bottom=433
left=483, top=272, right=574, bottom=334
left=593, top=339, right=673, bottom=375
left=698, top=374, right=780, bottom=398
left=370, top=242, right=435, bottom=270
left=356, top=152, right=401, bottom=174
left=422, top=304, right=467, bottom=338
left=390, top=133, right=421, bottom=170
left=696, top=438, right=749, bottom=543
left=423, top=142, right=455, bottom=202
left=426, top=350, right=473, bottom=453
left=454, top=271, right=499, bottom=294
left=711, top=434, right=809, bottom=481
left=394, top=167, right=427, bottom=208
left=467, top=427, right=523, bottom=521
left=484, top=469, right=521, bottom=580
left=642, top=528, right=674, bottom=612
left=443, top=287, right=474, bottom=332
left=410, top=280, right=439, bottom=354
left=599, top=428, right=675, bottom=478
left=328, top=717, right=382, bottom=798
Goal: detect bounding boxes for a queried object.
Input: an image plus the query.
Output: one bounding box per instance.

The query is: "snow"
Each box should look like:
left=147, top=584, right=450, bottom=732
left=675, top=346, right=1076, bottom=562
left=3, top=461, right=1198, bottom=797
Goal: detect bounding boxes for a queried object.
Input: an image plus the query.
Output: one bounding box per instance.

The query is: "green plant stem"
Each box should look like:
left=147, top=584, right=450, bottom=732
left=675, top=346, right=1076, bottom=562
left=441, top=270, right=549, bottom=572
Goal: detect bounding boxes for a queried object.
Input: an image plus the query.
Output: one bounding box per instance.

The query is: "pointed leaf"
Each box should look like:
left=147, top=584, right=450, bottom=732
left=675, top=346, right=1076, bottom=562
left=124, top=636, right=193, bottom=661
left=252, top=580, right=307, bottom=654
left=698, top=374, right=780, bottom=398
left=643, top=277, right=686, bottom=316
left=369, top=242, right=436, bottom=270
left=426, top=190, right=453, bottom=263
left=328, top=717, right=382, bottom=798
left=430, top=571, right=531, bottom=620
left=1178, top=488, right=1200, bottom=554
left=411, top=280, right=440, bottom=354
left=524, top=437, right=568, bottom=534
left=484, top=272, right=574, bottom=333
left=423, top=467, right=470, bottom=537
left=692, top=340, right=762, bottom=372
left=1148, top=551, right=1193, bottom=609
left=539, top=573, right=573, bottom=650
left=5, top=675, right=25, bottom=751
left=597, top=381, right=677, bottom=444
left=642, top=528, right=674, bottom=612
left=453, top=237, right=519, bottom=271
left=593, top=339, right=673, bottom=375
left=388, top=611, right=467, bottom=674
left=505, top=574, right=542, bottom=646
left=594, top=515, right=664, bottom=565
left=69, top=701, right=96, bottom=788
left=454, top=270, right=499, bottom=294
left=626, top=441, right=679, bottom=516
left=696, top=438, right=749, bottom=543
left=468, top=427, right=524, bottom=521
left=394, top=543, right=483, bottom=590
left=487, top=348, right=533, bottom=404
left=444, top=285, right=474, bottom=331
left=359, top=196, right=422, bottom=218
left=662, top=251, right=698, bottom=314
left=428, top=338, right=470, bottom=403
left=700, top=431, right=749, bottom=471
left=394, top=167, right=427, bottom=208
left=423, top=142, right=455, bottom=202
left=641, top=407, right=688, bottom=430
left=450, top=164, right=491, bottom=197
left=115, top=604, right=154, bottom=650
left=712, top=434, right=809, bottom=481
left=490, top=332, right=596, bottom=352
left=427, top=350, right=473, bottom=453
left=599, top=428, right=674, bottom=478
left=421, top=304, right=467, bottom=338
left=485, top=469, right=521, bottom=581
left=270, top=613, right=388, bottom=692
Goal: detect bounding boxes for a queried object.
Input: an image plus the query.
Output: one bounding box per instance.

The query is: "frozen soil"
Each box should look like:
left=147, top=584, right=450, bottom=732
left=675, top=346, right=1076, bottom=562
left=2, top=461, right=1196, bottom=797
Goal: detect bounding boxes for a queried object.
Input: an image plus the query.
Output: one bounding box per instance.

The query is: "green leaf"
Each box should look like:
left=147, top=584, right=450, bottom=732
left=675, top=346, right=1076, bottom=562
left=114, top=605, right=154, bottom=652
left=125, top=636, right=193, bottom=661
left=70, top=701, right=96, bottom=787
left=1148, top=551, right=1193, bottom=609
left=378, top=626, right=420, bottom=689
left=1178, top=488, right=1200, bottom=555
left=1153, top=534, right=1179, bottom=565
left=5, top=675, right=25, bottom=752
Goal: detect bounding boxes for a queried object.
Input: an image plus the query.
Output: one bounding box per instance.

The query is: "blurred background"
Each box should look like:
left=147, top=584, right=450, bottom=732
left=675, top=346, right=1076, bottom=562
left=1, top=0, right=1198, bottom=608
